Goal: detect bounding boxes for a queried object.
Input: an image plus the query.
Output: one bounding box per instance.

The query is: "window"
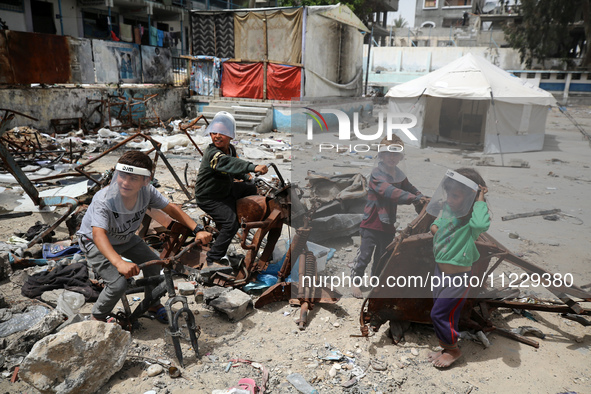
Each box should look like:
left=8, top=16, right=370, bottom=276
left=31, top=0, right=56, bottom=34
left=442, top=17, right=463, bottom=27
left=83, top=10, right=120, bottom=39
left=0, top=0, right=23, bottom=12
left=423, top=0, right=437, bottom=8
left=444, top=0, right=471, bottom=7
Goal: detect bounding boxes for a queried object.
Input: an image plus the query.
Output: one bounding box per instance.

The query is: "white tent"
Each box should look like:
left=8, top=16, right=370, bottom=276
left=385, top=53, right=557, bottom=154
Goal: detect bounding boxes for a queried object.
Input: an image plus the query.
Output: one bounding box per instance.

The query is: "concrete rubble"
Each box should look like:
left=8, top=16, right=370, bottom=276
left=19, top=321, right=131, bottom=394
left=208, top=289, right=253, bottom=322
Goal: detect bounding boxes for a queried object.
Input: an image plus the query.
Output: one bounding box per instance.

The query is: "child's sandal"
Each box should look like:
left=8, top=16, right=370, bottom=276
left=150, top=306, right=169, bottom=324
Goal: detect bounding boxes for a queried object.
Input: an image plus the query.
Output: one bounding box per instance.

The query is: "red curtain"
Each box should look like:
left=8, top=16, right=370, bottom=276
left=267, top=63, right=301, bottom=100
left=221, top=62, right=301, bottom=100
left=221, top=62, right=264, bottom=99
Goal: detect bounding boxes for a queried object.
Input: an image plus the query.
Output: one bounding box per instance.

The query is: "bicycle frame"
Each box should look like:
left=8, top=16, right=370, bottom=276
left=117, top=241, right=202, bottom=368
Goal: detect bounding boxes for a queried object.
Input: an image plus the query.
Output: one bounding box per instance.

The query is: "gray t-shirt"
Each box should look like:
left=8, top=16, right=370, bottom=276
left=77, top=184, right=169, bottom=246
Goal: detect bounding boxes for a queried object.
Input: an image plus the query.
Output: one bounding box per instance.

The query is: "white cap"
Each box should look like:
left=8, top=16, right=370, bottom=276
left=206, top=111, right=236, bottom=139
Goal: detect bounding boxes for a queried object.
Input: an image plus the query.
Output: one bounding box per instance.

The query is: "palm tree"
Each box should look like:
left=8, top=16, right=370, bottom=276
left=393, top=15, right=408, bottom=29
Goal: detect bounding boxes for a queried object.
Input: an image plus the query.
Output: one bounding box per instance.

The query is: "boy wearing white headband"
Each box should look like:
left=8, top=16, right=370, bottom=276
left=77, top=151, right=212, bottom=323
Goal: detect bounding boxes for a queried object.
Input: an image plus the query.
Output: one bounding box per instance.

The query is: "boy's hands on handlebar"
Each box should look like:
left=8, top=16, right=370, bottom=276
left=195, top=231, right=213, bottom=244
left=116, top=259, right=141, bottom=279
left=254, top=164, right=268, bottom=175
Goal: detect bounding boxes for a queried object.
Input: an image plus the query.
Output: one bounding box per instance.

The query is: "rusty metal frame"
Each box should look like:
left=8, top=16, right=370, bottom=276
left=179, top=115, right=210, bottom=156
left=73, top=131, right=192, bottom=200
left=0, top=109, right=79, bottom=248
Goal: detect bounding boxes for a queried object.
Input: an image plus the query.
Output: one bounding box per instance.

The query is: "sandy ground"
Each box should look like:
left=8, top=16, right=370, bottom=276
left=0, top=105, right=590, bottom=393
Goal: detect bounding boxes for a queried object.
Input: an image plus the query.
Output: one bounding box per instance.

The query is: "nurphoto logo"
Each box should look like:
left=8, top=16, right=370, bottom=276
left=305, top=109, right=418, bottom=141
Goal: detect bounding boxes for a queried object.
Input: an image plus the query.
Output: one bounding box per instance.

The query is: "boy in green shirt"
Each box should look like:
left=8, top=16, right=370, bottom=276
left=195, top=112, right=268, bottom=267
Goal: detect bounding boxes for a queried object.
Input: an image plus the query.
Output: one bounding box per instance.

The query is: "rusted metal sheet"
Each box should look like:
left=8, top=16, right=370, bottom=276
left=6, top=31, right=71, bottom=84
left=0, top=31, right=15, bottom=84
left=142, top=46, right=173, bottom=84
left=92, top=40, right=141, bottom=84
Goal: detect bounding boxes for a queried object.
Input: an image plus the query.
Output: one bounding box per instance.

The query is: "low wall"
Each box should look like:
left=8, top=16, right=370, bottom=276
left=273, top=99, right=374, bottom=133
left=0, top=86, right=188, bottom=132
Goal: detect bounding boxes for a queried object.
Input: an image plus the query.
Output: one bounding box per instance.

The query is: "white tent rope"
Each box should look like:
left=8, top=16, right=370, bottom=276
left=489, top=91, right=505, bottom=166
left=410, top=88, right=427, bottom=112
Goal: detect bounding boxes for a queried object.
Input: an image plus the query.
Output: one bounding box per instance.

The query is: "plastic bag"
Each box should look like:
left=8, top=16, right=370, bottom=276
left=56, top=290, right=85, bottom=318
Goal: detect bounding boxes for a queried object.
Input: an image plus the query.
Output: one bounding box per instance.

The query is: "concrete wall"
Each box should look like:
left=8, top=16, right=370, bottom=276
left=364, top=46, right=525, bottom=89
left=367, top=46, right=523, bottom=73
left=0, top=10, right=27, bottom=32
left=0, top=87, right=188, bottom=132
left=392, top=26, right=507, bottom=48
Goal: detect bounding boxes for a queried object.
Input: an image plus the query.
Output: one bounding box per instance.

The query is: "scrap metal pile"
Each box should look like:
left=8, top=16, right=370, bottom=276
left=0, top=107, right=332, bottom=334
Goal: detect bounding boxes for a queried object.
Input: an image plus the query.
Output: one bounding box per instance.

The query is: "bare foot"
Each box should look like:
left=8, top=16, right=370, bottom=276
left=351, top=286, right=364, bottom=299
left=432, top=348, right=462, bottom=368
left=428, top=350, right=443, bottom=361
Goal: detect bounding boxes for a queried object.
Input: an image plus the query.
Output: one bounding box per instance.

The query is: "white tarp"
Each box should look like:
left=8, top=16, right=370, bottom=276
left=386, top=54, right=556, bottom=153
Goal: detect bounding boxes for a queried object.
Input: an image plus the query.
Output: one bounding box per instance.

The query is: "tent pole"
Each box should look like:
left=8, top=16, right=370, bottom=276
left=364, top=24, right=374, bottom=96
left=489, top=91, right=505, bottom=166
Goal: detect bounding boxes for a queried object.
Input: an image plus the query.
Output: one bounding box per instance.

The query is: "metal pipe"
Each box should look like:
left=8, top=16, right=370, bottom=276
left=57, top=0, right=64, bottom=35
left=26, top=196, right=78, bottom=248
left=108, top=5, right=112, bottom=39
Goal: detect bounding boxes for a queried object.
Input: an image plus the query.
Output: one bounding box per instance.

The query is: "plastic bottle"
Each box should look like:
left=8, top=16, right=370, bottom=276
left=286, top=373, right=319, bottom=394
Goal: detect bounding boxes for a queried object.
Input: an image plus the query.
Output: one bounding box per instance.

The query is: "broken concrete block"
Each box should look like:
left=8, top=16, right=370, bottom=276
left=177, top=282, right=195, bottom=296
left=19, top=321, right=131, bottom=394
left=203, top=286, right=231, bottom=304
left=209, top=289, right=253, bottom=322
left=199, top=265, right=234, bottom=284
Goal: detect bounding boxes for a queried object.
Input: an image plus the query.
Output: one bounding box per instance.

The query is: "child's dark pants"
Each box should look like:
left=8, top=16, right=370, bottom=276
left=430, top=265, right=471, bottom=348
left=198, top=182, right=257, bottom=265
left=350, top=228, right=394, bottom=279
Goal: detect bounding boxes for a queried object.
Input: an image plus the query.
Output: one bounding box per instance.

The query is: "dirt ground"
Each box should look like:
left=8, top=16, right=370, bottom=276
left=0, top=105, right=590, bottom=394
